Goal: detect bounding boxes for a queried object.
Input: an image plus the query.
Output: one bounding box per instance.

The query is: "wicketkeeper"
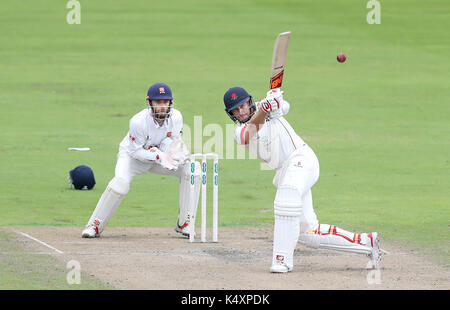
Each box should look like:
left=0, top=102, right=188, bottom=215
left=82, top=82, right=201, bottom=238
left=223, top=86, right=385, bottom=272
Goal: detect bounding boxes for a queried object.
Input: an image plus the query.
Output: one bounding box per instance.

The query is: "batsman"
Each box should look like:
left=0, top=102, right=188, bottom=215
left=223, top=86, right=385, bottom=272
left=82, top=82, right=201, bottom=238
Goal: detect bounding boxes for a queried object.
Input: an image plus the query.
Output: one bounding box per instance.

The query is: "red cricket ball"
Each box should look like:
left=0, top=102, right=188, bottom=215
left=337, top=53, right=346, bottom=63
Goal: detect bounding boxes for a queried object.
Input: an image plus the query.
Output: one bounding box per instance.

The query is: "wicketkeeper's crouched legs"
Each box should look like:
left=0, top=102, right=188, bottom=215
left=82, top=177, right=130, bottom=237
left=82, top=150, right=147, bottom=238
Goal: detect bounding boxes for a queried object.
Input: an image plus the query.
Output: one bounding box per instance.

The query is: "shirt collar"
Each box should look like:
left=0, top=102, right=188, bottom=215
left=151, top=116, right=169, bottom=128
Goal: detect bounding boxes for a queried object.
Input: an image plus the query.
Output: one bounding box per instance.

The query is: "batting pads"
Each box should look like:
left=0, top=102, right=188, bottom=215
left=272, top=186, right=302, bottom=271
left=86, top=177, right=130, bottom=233
left=298, top=224, right=372, bottom=255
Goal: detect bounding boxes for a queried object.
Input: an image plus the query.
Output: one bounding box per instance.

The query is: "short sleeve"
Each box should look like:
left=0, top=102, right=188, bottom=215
left=234, top=124, right=248, bottom=145
left=170, top=109, right=183, bottom=138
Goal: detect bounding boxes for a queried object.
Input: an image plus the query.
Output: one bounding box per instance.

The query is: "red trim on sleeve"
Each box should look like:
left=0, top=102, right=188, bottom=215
left=240, top=125, right=248, bottom=145
left=273, top=98, right=280, bottom=109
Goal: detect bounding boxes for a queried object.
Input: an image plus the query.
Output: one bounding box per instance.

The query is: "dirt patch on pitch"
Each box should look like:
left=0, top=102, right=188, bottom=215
left=4, top=226, right=449, bottom=290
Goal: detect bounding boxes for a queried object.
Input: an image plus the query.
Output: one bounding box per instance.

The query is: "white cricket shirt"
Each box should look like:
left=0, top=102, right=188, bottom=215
left=119, top=108, right=183, bottom=162
left=234, top=100, right=306, bottom=170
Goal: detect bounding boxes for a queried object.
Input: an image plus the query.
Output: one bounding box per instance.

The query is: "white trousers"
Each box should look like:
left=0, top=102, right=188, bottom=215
left=85, top=148, right=194, bottom=233
left=272, top=145, right=373, bottom=262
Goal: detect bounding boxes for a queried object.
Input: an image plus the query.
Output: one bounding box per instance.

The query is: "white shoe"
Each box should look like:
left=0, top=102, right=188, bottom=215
left=270, top=264, right=292, bottom=273
left=81, top=220, right=101, bottom=238
left=270, top=254, right=293, bottom=273
left=367, top=232, right=384, bottom=269
left=174, top=222, right=194, bottom=238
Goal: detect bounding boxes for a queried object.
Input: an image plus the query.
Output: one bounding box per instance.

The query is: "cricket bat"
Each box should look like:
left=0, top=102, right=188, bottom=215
left=270, top=31, right=291, bottom=90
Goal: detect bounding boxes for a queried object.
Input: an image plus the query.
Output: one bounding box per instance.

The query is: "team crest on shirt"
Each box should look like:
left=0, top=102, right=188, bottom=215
left=167, top=132, right=172, bottom=137
left=293, top=161, right=303, bottom=168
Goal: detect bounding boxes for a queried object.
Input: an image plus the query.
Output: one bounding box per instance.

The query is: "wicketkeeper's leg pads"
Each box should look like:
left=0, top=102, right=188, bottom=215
left=87, top=177, right=130, bottom=233
left=178, top=161, right=201, bottom=228
left=272, top=186, right=303, bottom=270
left=298, top=224, right=372, bottom=255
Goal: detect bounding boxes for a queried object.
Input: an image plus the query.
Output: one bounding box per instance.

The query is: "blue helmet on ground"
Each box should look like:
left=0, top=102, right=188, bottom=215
left=223, top=86, right=256, bottom=124
left=146, top=82, right=174, bottom=122
left=69, top=165, right=96, bottom=190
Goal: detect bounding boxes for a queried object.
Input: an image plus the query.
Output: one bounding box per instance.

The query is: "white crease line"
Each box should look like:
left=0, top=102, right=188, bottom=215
left=12, top=230, right=64, bottom=254
left=62, top=242, right=130, bottom=244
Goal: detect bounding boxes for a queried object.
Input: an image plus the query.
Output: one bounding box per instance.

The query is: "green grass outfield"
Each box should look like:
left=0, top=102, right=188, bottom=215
left=0, top=230, right=112, bottom=289
left=0, top=0, right=448, bottom=269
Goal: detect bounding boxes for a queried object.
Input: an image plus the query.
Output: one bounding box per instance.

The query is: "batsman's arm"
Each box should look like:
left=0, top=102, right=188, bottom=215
left=242, top=108, right=267, bottom=144
left=234, top=108, right=267, bottom=146
left=241, top=93, right=285, bottom=144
